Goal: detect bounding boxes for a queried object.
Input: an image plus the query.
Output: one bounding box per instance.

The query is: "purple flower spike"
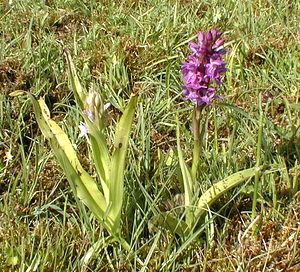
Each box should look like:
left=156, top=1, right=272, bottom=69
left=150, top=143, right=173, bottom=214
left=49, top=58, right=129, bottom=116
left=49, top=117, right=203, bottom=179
left=181, top=29, right=227, bottom=106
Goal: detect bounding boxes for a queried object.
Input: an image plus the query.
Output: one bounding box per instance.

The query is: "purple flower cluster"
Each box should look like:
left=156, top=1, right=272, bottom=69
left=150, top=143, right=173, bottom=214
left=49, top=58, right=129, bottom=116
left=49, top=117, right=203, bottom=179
left=181, top=29, right=227, bottom=106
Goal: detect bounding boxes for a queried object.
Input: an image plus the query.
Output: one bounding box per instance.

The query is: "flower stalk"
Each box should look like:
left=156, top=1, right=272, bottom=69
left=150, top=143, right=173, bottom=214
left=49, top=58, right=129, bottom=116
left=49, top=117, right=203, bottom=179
left=191, top=106, right=203, bottom=182
left=181, top=29, right=227, bottom=184
left=181, top=29, right=227, bottom=183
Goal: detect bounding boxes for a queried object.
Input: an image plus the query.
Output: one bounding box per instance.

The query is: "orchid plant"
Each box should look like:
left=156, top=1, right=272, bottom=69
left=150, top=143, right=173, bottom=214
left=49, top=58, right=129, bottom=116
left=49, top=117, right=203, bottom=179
left=152, top=29, right=264, bottom=236
left=29, top=49, right=137, bottom=251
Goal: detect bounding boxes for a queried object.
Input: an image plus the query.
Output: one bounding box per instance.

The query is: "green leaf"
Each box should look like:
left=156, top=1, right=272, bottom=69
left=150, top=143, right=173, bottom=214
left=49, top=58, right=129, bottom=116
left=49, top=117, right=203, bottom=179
left=109, top=94, right=138, bottom=231
left=63, top=48, right=86, bottom=110
left=149, top=212, right=189, bottom=237
left=195, top=166, right=263, bottom=219
left=29, top=94, right=114, bottom=232
left=85, top=119, right=111, bottom=203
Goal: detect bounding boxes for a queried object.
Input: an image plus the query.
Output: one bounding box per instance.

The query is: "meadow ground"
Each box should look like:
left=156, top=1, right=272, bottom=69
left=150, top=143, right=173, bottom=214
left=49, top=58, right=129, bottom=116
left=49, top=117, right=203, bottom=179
left=0, top=1, right=299, bottom=271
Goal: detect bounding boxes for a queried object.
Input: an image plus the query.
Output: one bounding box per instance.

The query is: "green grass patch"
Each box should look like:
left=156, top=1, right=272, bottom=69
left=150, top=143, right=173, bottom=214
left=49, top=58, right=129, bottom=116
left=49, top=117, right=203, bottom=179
left=0, top=0, right=299, bottom=271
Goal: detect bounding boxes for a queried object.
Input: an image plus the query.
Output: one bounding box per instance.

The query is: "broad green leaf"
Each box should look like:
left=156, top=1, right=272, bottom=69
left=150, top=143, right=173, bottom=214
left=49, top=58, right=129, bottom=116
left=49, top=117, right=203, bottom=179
left=29, top=94, right=114, bottom=232
left=64, top=49, right=86, bottom=110
left=109, top=94, right=138, bottom=231
left=195, top=166, right=263, bottom=219
left=176, top=115, right=193, bottom=226
left=85, top=119, right=111, bottom=203
left=149, top=212, right=189, bottom=237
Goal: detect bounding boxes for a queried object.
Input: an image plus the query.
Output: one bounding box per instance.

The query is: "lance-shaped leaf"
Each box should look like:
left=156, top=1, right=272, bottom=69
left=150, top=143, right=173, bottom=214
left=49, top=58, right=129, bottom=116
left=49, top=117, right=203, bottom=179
left=149, top=212, right=189, bottom=237
left=29, top=94, right=114, bottom=232
left=64, top=49, right=111, bottom=203
left=108, top=94, right=138, bottom=231
left=176, top=115, right=193, bottom=227
left=64, top=48, right=86, bottom=110
left=85, top=119, right=111, bottom=203
left=195, top=166, right=263, bottom=219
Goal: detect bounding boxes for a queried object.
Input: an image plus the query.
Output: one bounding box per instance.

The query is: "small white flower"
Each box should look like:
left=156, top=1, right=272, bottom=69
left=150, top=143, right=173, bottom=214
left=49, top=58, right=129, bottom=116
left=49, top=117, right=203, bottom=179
left=78, top=122, right=88, bottom=137
left=104, top=102, right=111, bottom=111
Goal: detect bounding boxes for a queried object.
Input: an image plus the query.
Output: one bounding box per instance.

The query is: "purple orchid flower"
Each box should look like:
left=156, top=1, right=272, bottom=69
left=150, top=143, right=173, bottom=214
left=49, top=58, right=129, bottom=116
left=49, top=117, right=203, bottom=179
left=181, top=29, right=227, bottom=106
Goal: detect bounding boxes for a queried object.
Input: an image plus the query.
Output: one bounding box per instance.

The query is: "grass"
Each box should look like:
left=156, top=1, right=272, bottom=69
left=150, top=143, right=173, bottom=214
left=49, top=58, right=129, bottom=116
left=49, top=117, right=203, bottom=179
left=0, top=0, right=299, bottom=271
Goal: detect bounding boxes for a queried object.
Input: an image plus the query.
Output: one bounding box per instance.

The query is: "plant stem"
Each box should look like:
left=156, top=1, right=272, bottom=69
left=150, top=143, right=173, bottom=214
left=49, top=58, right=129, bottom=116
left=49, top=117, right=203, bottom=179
left=191, top=106, right=202, bottom=182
